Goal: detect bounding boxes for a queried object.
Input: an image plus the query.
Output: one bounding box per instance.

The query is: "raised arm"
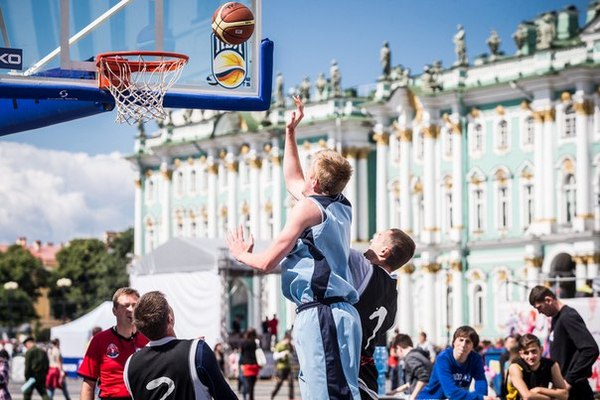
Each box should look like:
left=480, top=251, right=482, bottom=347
left=227, top=197, right=321, bottom=272
left=283, top=95, right=306, bottom=200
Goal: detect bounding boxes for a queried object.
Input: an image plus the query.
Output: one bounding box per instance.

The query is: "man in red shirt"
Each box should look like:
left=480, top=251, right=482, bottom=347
left=268, top=314, right=279, bottom=343
left=78, top=287, right=148, bottom=400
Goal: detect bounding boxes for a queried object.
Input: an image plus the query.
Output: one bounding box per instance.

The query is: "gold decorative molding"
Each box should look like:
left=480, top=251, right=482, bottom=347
left=495, top=105, right=506, bottom=116
left=219, top=149, right=227, bottom=159
left=524, top=256, right=543, bottom=268
left=373, top=132, right=390, bottom=146
left=343, top=147, right=358, bottom=159
left=226, top=161, right=239, bottom=172
left=397, top=128, right=413, bottom=142
left=521, top=169, right=533, bottom=180
left=443, top=176, right=453, bottom=190
left=174, top=158, right=181, bottom=168
left=443, top=113, right=461, bottom=134
left=560, top=91, right=572, bottom=103
left=399, top=263, right=415, bottom=274
left=263, top=201, right=273, bottom=214
left=574, top=100, right=594, bottom=116
left=240, top=144, right=250, bottom=155
left=161, top=170, right=173, bottom=180
left=575, top=213, right=594, bottom=219
left=494, top=170, right=508, bottom=185
left=263, top=143, right=272, bottom=153
left=219, top=206, right=228, bottom=218
left=134, top=179, right=142, bottom=188
left=470, top=175, right=483, bottom=185
left=199, top=155, right=207, bottom=164
left=470, top=108, right=481, bottom=118
left=469, top=270, right=483, bottom=281
left=240, top=202, right=250, bottom=216
left=271, top=155, right=282, bottom=166
left=572, top=255, right=586, bottom=265
left=358, top=147, right=371, bottom=159
left=422, top=125, right=440, bottom=139
left=187, top=157, right=195, bottom=165
left=520, top=100, right=532, bottom=111
left=302, top=140, right=312, bottom=150
left=543, top=109, right=555, bottom=122
left=533, top=111, right=545, bottom=123
left=248, top=157, right=263, bottom=169
left=318, top=139, right=328, bottom=148
left=422, top=263, right=441, bottom=273
left=413, top=181, right=423, bottom=194
left=145, top=170, right=153, bottom=177
left=450, top=260, right=463, bottom=271
left=496, top=270, right=508, bottom=282
left=562, top=158, right=574, bottom=174
left=207, top=164, right=219, bottom=174
left=591, top=253, right=600, bottom=264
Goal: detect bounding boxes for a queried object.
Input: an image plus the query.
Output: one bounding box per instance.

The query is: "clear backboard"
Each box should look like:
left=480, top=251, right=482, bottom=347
left=0, top=0, right=272, bottom=134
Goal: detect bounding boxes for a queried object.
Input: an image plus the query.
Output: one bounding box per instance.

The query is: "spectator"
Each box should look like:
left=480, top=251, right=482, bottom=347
left=214, top=343, right=226, bottom=374
left=239, top=329, right=260, bottom=400
left=46, top=339, right=70, bottom=400
left=529, top=285, right=599, bottom=400
left=498, top=333, right=520, bottom=400
left=268, top=314, right=279, bottom=344
left=78, top=287, right=149, bottom=400
left=390, top=334, right=432, bottom=400
left=23, top=337, right=49, bottom=400
left=0, top=348, right=11, bottom=400
left=506, top=333, right=567, bottom=400
left=271, top=332, right=295, bottom=400
left=417, top=331, right=436, bottom=363
left=416, top=326, right=497, bottom=400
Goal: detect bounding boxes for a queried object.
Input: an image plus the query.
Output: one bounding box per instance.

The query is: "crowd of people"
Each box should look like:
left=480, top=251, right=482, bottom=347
left=0, top=96, right=597, bottom=400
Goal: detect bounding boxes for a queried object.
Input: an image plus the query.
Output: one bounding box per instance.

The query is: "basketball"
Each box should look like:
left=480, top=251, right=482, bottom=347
left=212, top=2, right=255, bottom=45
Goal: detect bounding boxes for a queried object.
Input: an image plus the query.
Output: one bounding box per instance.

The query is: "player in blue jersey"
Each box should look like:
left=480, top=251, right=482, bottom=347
left=227, top=95, right=361, bottom=399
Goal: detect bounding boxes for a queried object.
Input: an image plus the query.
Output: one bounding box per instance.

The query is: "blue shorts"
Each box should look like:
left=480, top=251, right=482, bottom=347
left=293, top=301, right=362, bottom=400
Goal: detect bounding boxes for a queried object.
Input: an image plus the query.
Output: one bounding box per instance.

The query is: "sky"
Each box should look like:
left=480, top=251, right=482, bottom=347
left=0, top=0, right=591, bottom=244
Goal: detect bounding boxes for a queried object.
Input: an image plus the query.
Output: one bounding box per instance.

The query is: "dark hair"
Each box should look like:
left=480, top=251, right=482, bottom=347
left=385, top=229, right=416, bottom=271
left=452, top=326, right=480, bottom=349
left=528, top=285, right=556, bottom=306
left=518, top=333, right=541, bottom=350
left=392, top=334, right=414, bottom=349
left=133, top=291, right=170, bottom=340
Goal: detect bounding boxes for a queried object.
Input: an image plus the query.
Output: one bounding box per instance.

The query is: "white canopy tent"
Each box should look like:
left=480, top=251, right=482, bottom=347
left=129, top=237, right=271, bottom=348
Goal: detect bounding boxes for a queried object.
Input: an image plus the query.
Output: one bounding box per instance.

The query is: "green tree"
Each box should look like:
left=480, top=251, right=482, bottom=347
left=0, top=245, right=49, bottom=333
left=49, top=229, right=132, bottom=319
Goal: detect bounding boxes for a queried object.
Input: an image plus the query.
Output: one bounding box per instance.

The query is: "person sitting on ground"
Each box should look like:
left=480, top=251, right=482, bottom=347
left=123, top=291, right=237, bottom=399
left=506, top=333, right=567, bottom=400
left=389, top=334, right=432, bottom=400
left=417, top=326, right=498, bottom=400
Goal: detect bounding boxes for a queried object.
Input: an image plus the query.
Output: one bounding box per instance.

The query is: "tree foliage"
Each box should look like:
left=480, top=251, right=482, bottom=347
left=0, top=246, right=49, bottom=331
left=49, top=228, right=132, bottom=319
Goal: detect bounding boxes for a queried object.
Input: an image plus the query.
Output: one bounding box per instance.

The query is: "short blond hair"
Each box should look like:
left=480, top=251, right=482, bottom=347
left=312, top=149, right=352, bottom=195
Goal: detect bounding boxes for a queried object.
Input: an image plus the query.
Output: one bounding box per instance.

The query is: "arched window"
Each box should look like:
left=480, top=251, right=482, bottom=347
left=474, top=188, right=484, bottom=232
left=176, top=170, right=184, bottom=196
left=146, top=179, right=155, bottom=202
left=498, top=185, right=509, bottom=230
left=564, top=174, right=577, bottom=224
left=473, top=284, right=484, bottom=326
left=472, top=123, right=483, bottom=153
left=524, top=183, right=534, bottom=228
left=524, top=116, right=534, bottom=146
left=189, top=170, right=197, bottom=193
left=444, top=128, right=453, bottom=158
left=563, top=104, right=576, bottom=138
left=497, top=120, right=508, bottom=150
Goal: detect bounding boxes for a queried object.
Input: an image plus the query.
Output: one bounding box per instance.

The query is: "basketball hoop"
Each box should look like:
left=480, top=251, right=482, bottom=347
left=96, top=51, right=189, bottom=125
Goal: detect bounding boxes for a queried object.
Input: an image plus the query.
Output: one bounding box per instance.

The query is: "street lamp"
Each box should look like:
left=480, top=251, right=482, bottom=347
left=3, top=281, right=18, bottom=338
left=56, top=278, right=72, bottom=323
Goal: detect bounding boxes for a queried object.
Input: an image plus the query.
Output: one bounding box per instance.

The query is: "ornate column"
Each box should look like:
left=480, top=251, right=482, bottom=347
left=532, top=110, right=545, bottom=232
left=344, top=147, right=359, bottom=242
left=573, top=255, right=588, bottom=292
left=271, top=142, right=283, bottom=236
left=358, top=147, right=370, bottom=241
left=397, top=264, right=415, bottom=333
left=207, top=150, right=219, bottom=238
left=542, top=109, right=556, bottom=232
left=587, top=253, right=600, bottom=281
left=226, top=147, right=239, bottom=231
left=574, top=99, right=594, bottom=231
left=134, top=177, right=143, bottom=256
left=421, top=261, right=441, bottom=342
left=422, top=125, right=439, bottom=244
left=248, top=147, right=262, bottom=237
left=374, top=129, right=390, bottom=232
left=160, top=158, right=172, bottom=245
left=449, top=116, right=464, bottom=243
left=525, top=256, right=543, bottom=288
left=398, top=128, right=413, bottom=235
left=450, top=260, right=464, bottom=334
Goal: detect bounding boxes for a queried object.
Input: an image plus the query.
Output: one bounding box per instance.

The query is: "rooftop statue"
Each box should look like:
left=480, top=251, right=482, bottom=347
left=380, top=41, right=391, bottom=80
left=274, top=72, right=285, bottom=107
left=453, top=24, right=468, bottom=66
left=487, top=30, right=501, bottom=56
left=536, top=13, right=556, bottom=50
left=330, top=59, right=342, bottom=98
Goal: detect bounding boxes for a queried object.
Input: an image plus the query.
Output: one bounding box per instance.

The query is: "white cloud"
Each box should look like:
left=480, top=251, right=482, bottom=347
left=0, top=142, right=135, bottom=244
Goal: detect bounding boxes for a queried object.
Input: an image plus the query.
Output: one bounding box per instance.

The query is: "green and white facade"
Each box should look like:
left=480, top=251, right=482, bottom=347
left=129, top=3, right=600, bottom=344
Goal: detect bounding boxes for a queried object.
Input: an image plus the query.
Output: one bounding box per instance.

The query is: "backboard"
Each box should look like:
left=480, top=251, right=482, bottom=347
left=0, top=0, right=272, bottom=134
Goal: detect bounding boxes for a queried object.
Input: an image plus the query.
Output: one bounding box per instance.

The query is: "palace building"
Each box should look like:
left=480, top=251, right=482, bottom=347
left=129, top=3, right=600, bottom=344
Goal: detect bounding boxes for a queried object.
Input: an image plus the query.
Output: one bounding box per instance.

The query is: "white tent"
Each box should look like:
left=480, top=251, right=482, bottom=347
left=50, top=301, right=115, bottom=359
left=129, top=237, right=262, bottom=348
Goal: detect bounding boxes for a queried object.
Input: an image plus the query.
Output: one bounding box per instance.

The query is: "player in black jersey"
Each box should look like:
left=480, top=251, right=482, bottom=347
left=124, top=291, right=237, bottom=400
left=349, top=228, right=416, bottom=400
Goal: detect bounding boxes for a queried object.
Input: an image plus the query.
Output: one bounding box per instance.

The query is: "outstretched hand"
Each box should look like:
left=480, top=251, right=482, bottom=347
left=226, top=226, right=254, bottom=261
left=286, top=95, right=304, bottom=133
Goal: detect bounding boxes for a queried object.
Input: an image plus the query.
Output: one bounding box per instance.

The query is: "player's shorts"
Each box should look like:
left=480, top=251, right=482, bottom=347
left=293, top=299, right=362, bottom=400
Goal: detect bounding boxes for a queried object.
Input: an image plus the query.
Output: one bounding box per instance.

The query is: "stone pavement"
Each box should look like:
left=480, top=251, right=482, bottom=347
left=7, top=376, right=302, bottom=400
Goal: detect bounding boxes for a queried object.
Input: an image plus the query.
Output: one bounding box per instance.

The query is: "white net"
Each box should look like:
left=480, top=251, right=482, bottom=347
left=97, top=52, right=188, bottom=125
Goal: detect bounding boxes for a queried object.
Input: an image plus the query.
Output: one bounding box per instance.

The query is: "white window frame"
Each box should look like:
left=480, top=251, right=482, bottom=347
left=521, top=114, right=534, bottom=150
left=563, top=173, right=577, bottom=225
left=494, top=119, right=510, bottom=153
left=145, top=177, right=156, bottom=203
left=175, top=170, right=184, bottom=197
left=189, top=169, right=197, bottom=194
left=520, top=179, right=534, bottom=231
left=468, top=121, right=484, bottom=158
left=442, top=126, right=453, bottom=159
left=563, top=104, right=576, bottom=139
left=467, top=275, right=487, bottom=328
left=467, top=171, right=487, bottom=235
